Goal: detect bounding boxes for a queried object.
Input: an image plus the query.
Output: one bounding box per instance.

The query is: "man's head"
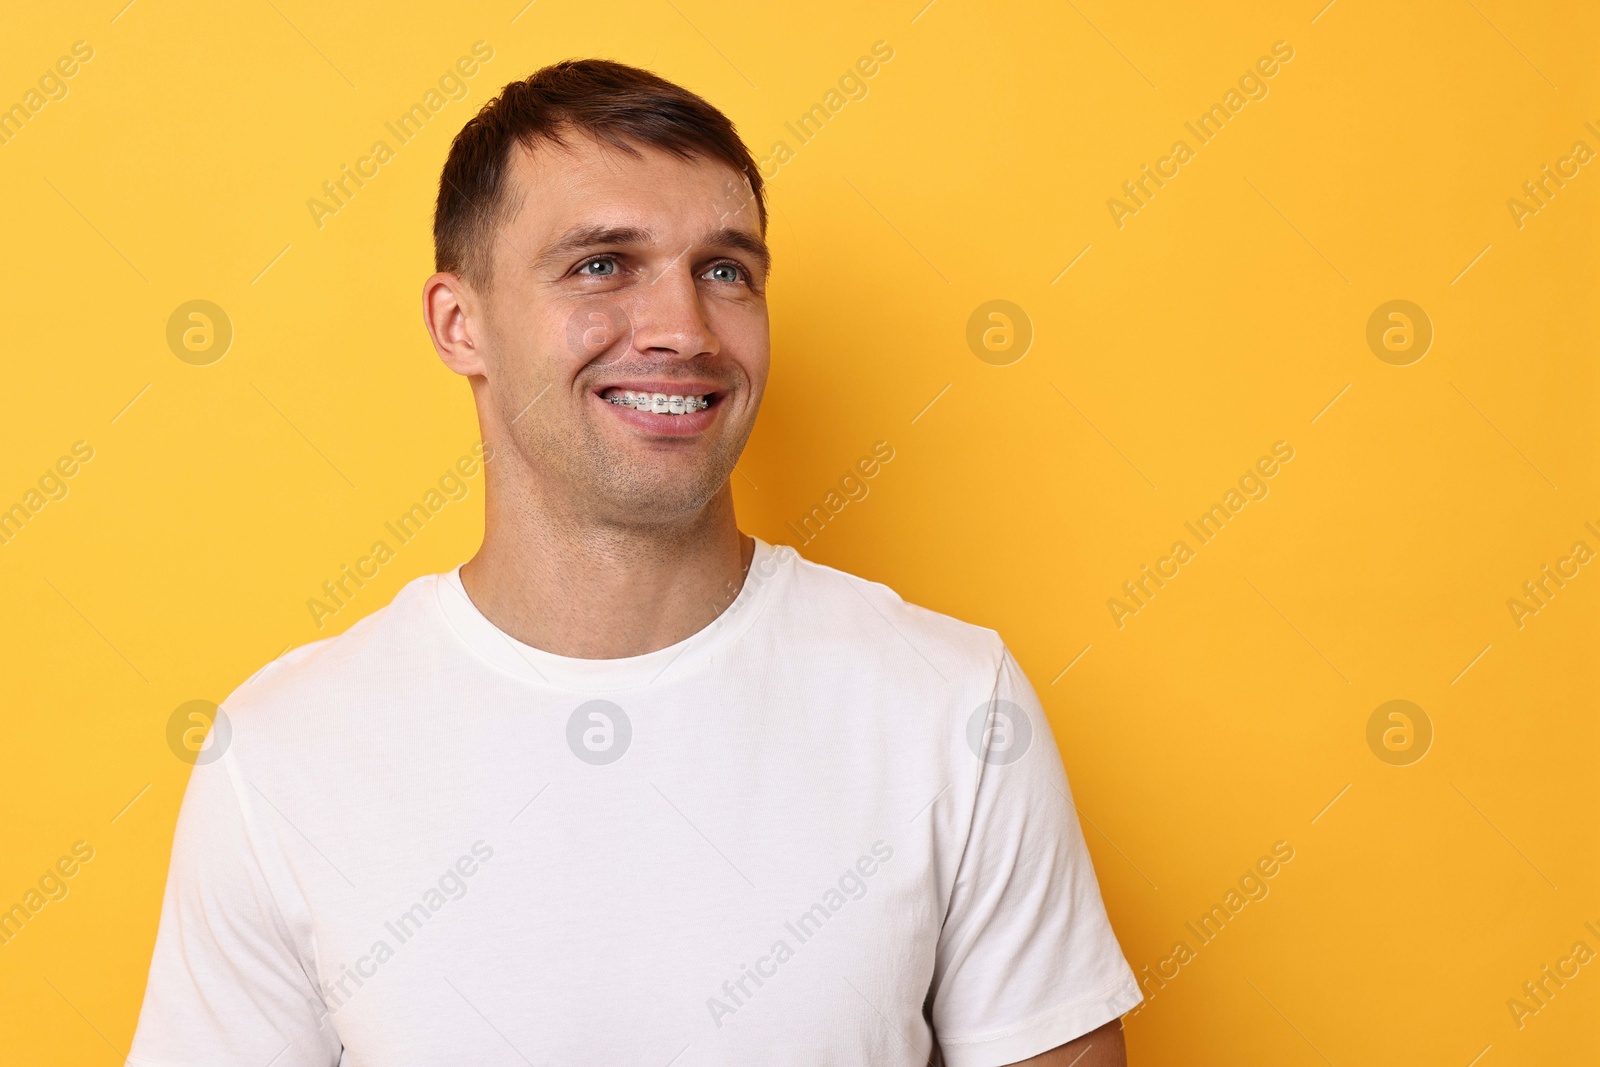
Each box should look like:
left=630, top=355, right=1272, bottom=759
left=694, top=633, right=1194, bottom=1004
left=423, top=60, right=770, bottom=529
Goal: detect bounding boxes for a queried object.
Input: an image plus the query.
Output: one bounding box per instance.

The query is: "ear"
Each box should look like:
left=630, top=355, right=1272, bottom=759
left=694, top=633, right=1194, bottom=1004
left=423, top=272, right=487, bottom=377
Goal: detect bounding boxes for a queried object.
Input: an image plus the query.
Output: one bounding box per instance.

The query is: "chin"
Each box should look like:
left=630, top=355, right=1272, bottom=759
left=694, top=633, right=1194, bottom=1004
left=593, top=461, right=732, bottom=523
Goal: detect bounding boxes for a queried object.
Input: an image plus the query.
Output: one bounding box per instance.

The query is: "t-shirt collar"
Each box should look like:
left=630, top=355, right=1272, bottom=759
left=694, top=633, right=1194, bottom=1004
left=433, top=537, right=790, bottom=692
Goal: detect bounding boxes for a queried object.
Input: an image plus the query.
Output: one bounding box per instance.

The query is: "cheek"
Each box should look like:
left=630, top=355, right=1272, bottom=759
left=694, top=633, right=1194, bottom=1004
left=479, top=305, right=573, bottom=427
left=489, top=291, right=584, bottom=373
left=701, top=296, right=769, bottom=390
left=563, top=299, right=634, bottom=369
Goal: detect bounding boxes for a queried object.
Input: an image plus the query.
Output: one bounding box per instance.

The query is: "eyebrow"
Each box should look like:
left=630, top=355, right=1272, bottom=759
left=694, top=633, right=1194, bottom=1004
left=535, top=223, right=771, bottom=276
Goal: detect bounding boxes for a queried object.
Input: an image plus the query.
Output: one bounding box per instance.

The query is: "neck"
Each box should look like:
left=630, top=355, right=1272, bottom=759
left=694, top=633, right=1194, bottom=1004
left=459, top=462, right=753, bottom=660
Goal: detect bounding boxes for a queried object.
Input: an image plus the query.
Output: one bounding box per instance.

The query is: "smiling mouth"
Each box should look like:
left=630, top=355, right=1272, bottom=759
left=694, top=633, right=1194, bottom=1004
left=600, top=388, right=715, bottom=415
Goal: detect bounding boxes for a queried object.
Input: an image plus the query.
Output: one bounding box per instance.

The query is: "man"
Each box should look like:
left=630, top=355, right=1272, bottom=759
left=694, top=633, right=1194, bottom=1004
left=130, top=60, right=1140, bottom=1066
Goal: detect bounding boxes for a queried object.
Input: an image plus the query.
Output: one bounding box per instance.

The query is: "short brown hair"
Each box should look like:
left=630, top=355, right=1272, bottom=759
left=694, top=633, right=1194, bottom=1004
left=433, top=59, right=766, bottom=291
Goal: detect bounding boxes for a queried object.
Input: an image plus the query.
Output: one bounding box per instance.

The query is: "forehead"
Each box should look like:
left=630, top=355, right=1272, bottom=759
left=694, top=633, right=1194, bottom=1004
left=501, top=132, right=760, bottom=247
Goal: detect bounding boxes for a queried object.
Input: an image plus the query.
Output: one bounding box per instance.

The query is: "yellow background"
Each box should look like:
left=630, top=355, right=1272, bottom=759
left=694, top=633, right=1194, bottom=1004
left=2, top=0, right=1595, bottom=1063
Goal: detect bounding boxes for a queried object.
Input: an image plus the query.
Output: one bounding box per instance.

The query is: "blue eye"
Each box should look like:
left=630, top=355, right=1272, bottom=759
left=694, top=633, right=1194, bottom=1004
left=705, top=263, right=744, bottom=283
left=580, top=258, right=617, bottom=276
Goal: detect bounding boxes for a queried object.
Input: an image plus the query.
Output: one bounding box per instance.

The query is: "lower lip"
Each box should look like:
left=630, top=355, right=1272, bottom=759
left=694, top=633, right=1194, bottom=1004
left=593, top=393, right=720, bottom=437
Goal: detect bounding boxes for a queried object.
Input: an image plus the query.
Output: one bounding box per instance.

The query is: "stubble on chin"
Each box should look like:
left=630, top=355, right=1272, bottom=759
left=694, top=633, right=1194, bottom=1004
left=510, top=399, right=748, bottom=526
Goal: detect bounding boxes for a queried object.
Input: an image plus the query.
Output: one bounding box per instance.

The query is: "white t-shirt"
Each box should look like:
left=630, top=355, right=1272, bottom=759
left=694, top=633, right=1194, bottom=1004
left=130, top=539, right=1140, bottom=1067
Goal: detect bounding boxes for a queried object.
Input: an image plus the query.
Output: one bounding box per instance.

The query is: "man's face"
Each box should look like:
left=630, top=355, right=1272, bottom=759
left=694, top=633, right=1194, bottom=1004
left=465, top=133, right=770, bottom=525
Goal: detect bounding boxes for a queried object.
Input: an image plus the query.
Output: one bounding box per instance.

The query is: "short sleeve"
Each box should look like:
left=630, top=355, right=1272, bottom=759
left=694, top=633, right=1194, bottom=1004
left=929, top=648, right=1142, bottom=1067
left=128, top=748, right=341, bottom=1067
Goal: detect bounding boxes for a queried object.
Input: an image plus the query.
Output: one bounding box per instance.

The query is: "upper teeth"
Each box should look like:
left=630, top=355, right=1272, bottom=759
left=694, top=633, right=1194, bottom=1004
left=605, top=390, right=710, bottom=414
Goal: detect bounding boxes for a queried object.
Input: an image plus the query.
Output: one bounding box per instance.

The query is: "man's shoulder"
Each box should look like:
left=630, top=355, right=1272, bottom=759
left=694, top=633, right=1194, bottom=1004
left=221, top=570, right=443, bottom=722
left=776, top=544, right=1008, bottom=683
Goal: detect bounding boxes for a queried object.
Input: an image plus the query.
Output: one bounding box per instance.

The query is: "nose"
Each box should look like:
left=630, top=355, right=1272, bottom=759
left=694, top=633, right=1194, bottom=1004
left=627, top=262, right=718, bottom=362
